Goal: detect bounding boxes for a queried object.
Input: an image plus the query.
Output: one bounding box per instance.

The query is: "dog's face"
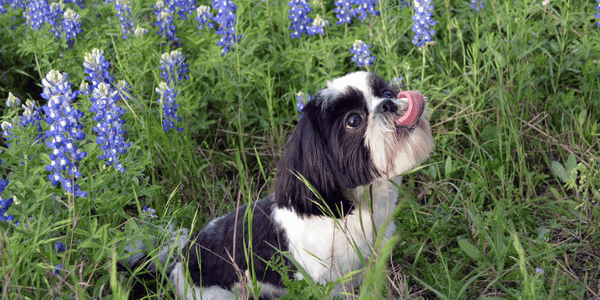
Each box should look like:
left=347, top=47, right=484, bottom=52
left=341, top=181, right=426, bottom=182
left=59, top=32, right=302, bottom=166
left=276, top=71, right=434, bottom=218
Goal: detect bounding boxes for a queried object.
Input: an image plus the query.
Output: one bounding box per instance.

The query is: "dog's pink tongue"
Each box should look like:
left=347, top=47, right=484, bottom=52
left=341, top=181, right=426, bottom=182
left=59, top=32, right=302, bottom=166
left=396, top=90, right=425, bottom=127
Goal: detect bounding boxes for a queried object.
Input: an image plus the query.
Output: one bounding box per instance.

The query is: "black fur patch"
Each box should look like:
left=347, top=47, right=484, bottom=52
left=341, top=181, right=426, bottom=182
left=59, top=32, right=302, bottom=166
left=185, top=195, right=290, bottom=290
left=274, top=83, right=378, bottom=219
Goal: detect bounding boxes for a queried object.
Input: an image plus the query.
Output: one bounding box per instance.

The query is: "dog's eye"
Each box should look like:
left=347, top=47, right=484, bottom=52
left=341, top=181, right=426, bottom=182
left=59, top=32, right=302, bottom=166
left=383, top=91, right=394, bottom=99
left=346, top=113, right=362, bottom=128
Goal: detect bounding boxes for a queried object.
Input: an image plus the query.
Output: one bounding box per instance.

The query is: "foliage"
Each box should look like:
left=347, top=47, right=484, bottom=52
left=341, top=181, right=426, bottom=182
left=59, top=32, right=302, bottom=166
left=0, top=0, right=599, bottom=298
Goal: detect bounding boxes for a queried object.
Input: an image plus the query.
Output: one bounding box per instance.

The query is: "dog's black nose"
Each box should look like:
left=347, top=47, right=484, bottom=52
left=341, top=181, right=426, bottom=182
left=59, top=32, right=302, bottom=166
left=377, top=99, right=397, bottom=114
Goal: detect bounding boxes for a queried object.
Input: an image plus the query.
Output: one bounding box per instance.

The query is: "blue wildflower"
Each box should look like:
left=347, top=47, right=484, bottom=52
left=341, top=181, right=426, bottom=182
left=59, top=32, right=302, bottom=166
left=63, top=0, right=84, bottom=9
left=333, top=0, right=352, bottom=24
left=212, top=0, right=241, bottom=56
left=596, top=0, right=600, bottom=27
left=1, top=120, right=18, bottom=148
left=296, top=91, right=310, bottom=119
left=159, top=50, right=189, bottom=87
left=5, top=92, right=21, bottom=108
left=116, top=79, right=132, bottom=101
left=0, top=158, right=13, bottom=222
left=156, top=82, right=183, bottom=132
left=83, top=48, right=114, bottom=94
left=83, top=49, right=130, bottom=172
left=154, top=0, right=178, bottom=45
left=56, top=242, right=65, bottom=253
left=536, top=267, right=543, bottom=274
left=470, top=0, right=485, bottom=12
left=91, top=82, right=130, bottom=172
left=288, top=0, right=312, bottom=38
left=62, top=8, right=83, bottom=45
left=23, top=0, right=82, bottom=44
left=23, top=0, right=50, bottom=31
left=175, top=0, right=196, bottom=20
left=134, top=25, right=148, bottom=37
left=196, top=5, right=213, bottom=29
left=353, top=0, right=379, bottom=21
left=54, top=264, right=62, bottom=276
left=142, top=206, right=158, bottom=219
left=113, top=0, right=134, bottom=39
left=41, top=70, right=87, bottom=198
left=390, top=76, right=403, bottom=88
left=20, top=99, right=45, bottom=141
left=411, top=0, right=436, bottom=48
left=0, top=196, right=15, bottom=222
left=350, top=39, right=375, bottom=68
left=306, top=14, right=327, bottom=36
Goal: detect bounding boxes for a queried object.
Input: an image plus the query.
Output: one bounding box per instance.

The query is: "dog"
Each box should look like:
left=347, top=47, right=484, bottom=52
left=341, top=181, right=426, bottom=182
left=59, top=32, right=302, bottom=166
left=122, top=71, right=434, bottom=299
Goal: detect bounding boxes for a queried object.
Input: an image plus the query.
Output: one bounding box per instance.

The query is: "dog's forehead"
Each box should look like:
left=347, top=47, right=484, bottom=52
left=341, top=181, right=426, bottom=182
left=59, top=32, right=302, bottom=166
left=321, top=71, right=382, bottom=111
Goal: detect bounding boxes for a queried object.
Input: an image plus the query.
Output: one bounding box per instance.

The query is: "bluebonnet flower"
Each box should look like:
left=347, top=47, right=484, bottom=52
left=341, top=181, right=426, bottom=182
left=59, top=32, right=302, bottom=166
left=142, top=206, right=158, bottom=219
left=46, top=2, right=65, bottom=39
left=62, top=8, right=83, bottom=45
left=306, top=14, right=327, bottom=36
left=63, top=0, right=84, bottom=9
left=334, top=0, right=379, bottom=25
left=134, top=25, right=148, bottom=37
left=23, top=0, right=50, bottom=31
left=54, top=264, right=62, bottom=276
left=0, top=198, right=15, bottom=222
left=91, top=83, right=130, bottom=172
left=83, top=49, right=114, bottom=95
left=353, top=0, right=379, bottom=21
left=0, top=1, right=7, bottom=15
left=333, top=0, right=352, bottom=24
left=470, top=0, right=485, bottom=12
left=411, top=0, right=436, bottom=48
left=84, top=49, right=131, bottom=172
left=159, top=50, right=189, bottom=87
left=288, top=0, right=312, bottom=38
left=41, top=70, right=87, bottom=198
left=116, top=79, right=132, bottom=101
left=212, top=0, right=241, bottom=56
left=20, top=99, right=45, bottom=141
left=56, top=242, right=65, bottom=253
left=350, top=40, right=375, bottom=68
left=296, top=91, right=310, bottom=119
left=10, top=0, right=27, bottom=10
left=6, top=92, right=21, bottom=108
left=596, top=0, right=600, bottom=27
left=390, top=76, right=403, bottom=88
left=1, top=119, right=19, bottom=148
left=175, top=0, right=196, bottom=20
left=113, top=0, right=134, bottom=39
left=23, top=0, right=82, bottom=44
left=0, top=167, right=14, bottom=221
left=196, top=5, right=213, bottom=29
left=154, top=0, right=178, bottom=45
left=156, top=82, right=183, bottom=132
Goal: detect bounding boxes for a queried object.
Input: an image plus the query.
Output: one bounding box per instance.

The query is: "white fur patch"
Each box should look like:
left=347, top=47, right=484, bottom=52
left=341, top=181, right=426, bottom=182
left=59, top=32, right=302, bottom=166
left=272, top=177, right=401, bottom=292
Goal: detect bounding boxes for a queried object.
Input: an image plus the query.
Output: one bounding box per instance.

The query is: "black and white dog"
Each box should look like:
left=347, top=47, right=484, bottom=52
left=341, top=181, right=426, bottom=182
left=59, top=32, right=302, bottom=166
left=123, top=71, right=434, bottom=299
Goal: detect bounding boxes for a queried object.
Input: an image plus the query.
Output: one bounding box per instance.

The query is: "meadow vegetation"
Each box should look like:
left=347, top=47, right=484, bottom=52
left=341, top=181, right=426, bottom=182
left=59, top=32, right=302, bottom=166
left=0, top=0, right=599, bottom=299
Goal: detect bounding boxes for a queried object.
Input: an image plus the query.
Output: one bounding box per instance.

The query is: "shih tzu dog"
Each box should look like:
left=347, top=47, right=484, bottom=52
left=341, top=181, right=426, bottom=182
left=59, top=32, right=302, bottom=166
left=122, top=71, right=434, bottom=299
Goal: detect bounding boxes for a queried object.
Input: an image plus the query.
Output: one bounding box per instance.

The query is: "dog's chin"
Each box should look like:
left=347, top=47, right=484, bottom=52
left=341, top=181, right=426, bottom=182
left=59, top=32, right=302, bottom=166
left=366, top=114, right=434, bottom=178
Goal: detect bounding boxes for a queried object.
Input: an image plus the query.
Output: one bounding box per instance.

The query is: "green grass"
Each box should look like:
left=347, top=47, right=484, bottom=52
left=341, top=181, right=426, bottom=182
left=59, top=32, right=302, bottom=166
left=1, top=0, right=599, bottom=299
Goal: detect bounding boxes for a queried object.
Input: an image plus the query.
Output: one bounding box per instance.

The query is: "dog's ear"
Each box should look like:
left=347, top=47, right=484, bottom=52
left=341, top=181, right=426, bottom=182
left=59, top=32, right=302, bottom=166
left=275, top=92, right=355, bottom=218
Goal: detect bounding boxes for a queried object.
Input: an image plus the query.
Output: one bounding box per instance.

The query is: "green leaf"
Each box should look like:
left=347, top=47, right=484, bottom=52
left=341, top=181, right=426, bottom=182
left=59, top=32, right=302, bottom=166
left=445, top=155, right=453, bottom=176
left=566, top=153, right=576, bottom=173
left=550, top=161, right=569, bottom=182
left=458, top=238, right=482, bottom=261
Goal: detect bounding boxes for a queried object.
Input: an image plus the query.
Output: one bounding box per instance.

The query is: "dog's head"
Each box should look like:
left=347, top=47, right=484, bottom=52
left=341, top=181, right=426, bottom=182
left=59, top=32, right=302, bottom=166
left=275, top=71, right=434, bottom=218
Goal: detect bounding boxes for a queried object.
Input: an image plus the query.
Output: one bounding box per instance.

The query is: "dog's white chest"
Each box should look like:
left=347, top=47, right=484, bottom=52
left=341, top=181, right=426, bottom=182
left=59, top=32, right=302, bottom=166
left=272, top=177, right=399, bottom=285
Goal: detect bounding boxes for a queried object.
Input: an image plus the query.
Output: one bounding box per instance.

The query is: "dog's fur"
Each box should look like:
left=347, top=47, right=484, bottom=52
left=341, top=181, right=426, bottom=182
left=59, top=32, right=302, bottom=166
left=122, top=71, right=434, bottom=299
